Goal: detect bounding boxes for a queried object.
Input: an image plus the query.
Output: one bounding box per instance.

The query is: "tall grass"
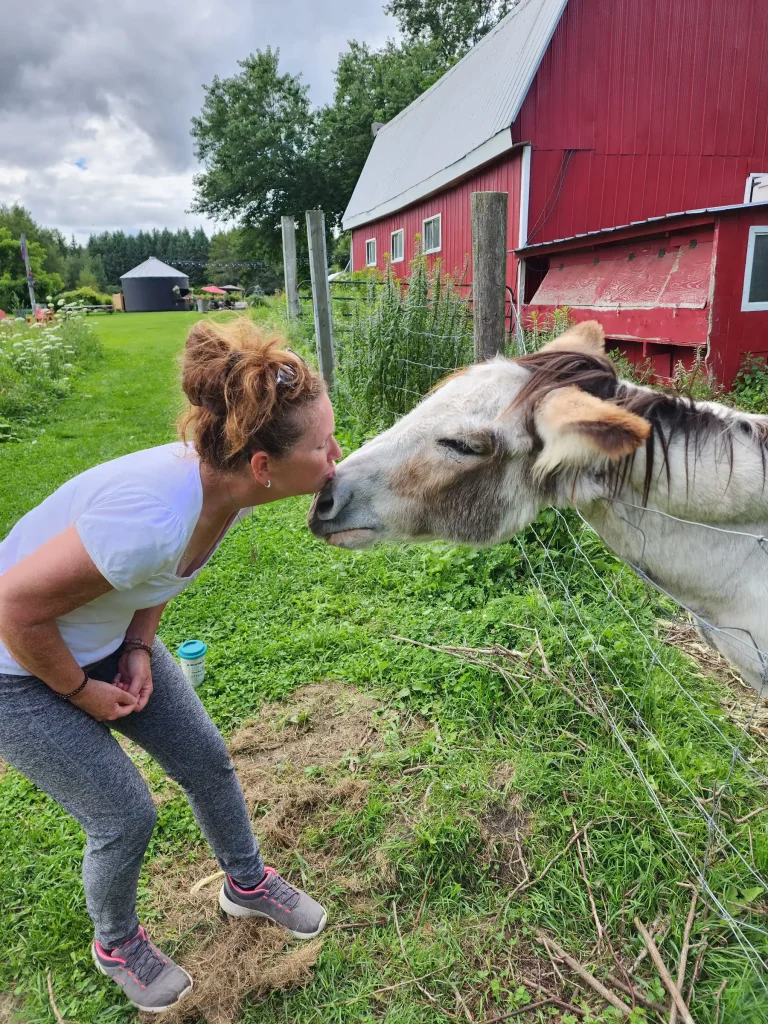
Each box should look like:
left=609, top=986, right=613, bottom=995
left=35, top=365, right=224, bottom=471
left=521, top=306, right=573, bottom=352
left=334, top=245, right=473, bottom=435
left=0, top=311, right=102, bottom=440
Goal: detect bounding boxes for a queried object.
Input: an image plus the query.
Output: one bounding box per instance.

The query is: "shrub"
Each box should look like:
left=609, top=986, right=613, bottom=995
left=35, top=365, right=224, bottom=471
left=333, top=244, right=473, bottom=434
left=608, top=349, right=655, bottom=386
left=731, top=354, right=768, bottom=414
left=0, top=312, right=102, bottom=436
left=55, top=287, right=112, bottom=307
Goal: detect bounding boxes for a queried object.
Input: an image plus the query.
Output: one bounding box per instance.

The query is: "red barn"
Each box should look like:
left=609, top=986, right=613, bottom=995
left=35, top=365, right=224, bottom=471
left=344, top=0, right=768, bottom=385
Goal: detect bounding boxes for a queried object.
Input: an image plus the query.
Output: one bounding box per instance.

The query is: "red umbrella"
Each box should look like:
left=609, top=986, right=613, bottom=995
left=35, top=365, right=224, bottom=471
left=200, top=285, right=227, bottom=294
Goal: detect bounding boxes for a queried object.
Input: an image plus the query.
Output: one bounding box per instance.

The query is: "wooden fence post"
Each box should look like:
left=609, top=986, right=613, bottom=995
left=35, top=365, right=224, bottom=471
left=471, top=191, right=508, bottom=361
left=281, top=216, right=300, bottom=319
left=305, top=210, right=334, bottom=386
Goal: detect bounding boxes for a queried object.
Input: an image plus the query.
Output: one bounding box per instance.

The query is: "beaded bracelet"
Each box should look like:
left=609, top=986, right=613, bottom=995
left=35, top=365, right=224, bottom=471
left=122, top=638, right=154, bottom=656
left=57, top=670, right=89, bottom=700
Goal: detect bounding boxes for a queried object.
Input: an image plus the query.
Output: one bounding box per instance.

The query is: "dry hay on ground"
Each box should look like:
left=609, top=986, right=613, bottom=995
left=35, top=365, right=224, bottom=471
left=148, top=681, right=421, bottom=1024
left=662, top=619, right=768, bottom=741
left=0, top=994, right=21, bottom=1024
left=229, top=682, right=379, bottom=853
left=155, top=918, right=323, bottom=1024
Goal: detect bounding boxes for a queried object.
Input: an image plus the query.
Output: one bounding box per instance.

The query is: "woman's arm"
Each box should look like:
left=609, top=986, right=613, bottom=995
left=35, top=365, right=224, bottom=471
left=125, top=604, right=168, bottom=648
left=0, top=526, right=138, bottom=720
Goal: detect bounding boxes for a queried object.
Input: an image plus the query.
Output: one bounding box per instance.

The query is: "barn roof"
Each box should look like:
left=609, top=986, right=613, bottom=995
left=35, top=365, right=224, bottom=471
left=120, top=257, right=187, bottom=279
left=342, top=0, right=568, bottom=231
left=516, top=201, right=768, bottom=254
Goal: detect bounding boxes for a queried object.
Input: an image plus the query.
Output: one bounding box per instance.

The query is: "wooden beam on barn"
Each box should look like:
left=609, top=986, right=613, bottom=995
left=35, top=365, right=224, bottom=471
left=305, top=210, right=334, bottom=386
left=471, top=191, right=508, bottom=361
left=281, top=216, right=300, bottom=319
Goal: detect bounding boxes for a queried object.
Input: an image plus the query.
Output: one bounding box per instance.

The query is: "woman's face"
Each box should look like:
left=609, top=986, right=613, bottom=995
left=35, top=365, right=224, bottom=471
left=266, top=393, right=342, bottom=498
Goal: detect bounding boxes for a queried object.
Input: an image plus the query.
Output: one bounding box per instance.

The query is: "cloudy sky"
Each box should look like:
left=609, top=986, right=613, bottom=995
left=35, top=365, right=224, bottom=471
left=1, top=0, right=395, bottom=242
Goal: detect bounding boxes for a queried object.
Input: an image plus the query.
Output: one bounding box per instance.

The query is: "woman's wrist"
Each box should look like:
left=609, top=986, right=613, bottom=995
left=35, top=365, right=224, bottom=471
left=122, top=637, right=153, bottom=656
left=53, top=669, right=90, bottom=700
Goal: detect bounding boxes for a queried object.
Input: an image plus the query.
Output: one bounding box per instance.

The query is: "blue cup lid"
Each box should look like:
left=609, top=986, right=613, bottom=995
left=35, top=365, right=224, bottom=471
left=177, top=639, right=207, bottom=659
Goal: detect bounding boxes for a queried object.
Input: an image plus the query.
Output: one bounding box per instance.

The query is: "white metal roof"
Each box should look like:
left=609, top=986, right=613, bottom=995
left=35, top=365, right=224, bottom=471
left=342, top=0, right=568, bottom=231
left=120, top=257, right=187, bottom=279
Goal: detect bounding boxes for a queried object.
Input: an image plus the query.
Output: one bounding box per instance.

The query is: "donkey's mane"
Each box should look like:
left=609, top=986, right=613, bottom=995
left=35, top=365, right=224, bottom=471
left=513, top=349, right=768, bottom=504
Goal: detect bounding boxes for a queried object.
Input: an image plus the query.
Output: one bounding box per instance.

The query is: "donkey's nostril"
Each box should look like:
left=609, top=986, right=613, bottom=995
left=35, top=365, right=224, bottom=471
left=315, top=493, right=335, bottom=517
left=310, top=477, right=353, bottom=529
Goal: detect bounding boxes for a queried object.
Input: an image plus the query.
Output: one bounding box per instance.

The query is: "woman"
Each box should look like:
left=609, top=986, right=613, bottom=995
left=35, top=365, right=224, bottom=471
left=0, top=319, right=342, bottom=1013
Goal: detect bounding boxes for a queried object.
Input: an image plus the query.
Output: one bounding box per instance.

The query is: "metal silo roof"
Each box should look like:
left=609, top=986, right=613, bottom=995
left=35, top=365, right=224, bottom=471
left=342, top=0, right=568, bottom=230
left=120, top=257, right=188, bottom=279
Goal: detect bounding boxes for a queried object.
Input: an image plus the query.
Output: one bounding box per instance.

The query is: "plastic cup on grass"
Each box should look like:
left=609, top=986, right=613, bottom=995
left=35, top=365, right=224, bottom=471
left=177, top=639, right=208, bottom=687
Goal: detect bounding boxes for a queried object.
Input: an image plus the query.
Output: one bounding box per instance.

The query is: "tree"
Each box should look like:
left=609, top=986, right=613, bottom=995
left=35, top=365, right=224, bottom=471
left=312, top=39, right=450, bottom=228
left=206, top=228, right=282, bottom=294
left=189, top=6, right=510, bottom=258
left=0, top=204, right=69, bottom=282
left=76, top=253, right=107, bottom=292
left=0, top=228, right=63, bottom=311
left=384, top=0, right=513, bottom=58
left=191, top=48, right=321, bottom=263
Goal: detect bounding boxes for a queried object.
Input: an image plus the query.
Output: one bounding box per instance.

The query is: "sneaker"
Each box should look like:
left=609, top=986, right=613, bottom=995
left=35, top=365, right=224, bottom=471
left=219, top=867, right=327, bottom=939
left=92, top=926, right=193, bottom=1013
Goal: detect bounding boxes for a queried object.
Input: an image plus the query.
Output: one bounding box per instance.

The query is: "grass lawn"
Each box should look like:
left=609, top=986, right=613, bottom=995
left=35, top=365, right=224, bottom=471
left=0, top=311, right=766, bottom=1024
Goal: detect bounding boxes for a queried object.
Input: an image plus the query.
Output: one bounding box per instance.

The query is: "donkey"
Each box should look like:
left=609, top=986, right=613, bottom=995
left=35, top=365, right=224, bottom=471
left=310, top=322, right=768, bottom=693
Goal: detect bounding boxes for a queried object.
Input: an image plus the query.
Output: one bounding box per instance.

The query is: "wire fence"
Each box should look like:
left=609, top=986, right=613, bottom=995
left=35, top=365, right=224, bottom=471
left=314, top=270, right=768, bottom=1015
left=521, top=510, right=768, bottom=988
left=306, top=267, right=523, bottom=431
left=418, top=504, right=768, bottom=1016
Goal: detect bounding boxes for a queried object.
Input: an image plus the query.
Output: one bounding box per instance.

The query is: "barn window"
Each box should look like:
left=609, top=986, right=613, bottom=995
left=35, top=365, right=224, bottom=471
left=741, top=226, right=768, bottom=311
left=365, top=238, right=377, bottom=267
left=423, top=214, right=442, bottom=254
left=391, top=229, right=404, bottom=263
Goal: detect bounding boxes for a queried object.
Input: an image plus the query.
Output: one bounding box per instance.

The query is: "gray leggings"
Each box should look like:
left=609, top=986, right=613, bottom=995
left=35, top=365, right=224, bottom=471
left=0, top=640, right=264, bottom=948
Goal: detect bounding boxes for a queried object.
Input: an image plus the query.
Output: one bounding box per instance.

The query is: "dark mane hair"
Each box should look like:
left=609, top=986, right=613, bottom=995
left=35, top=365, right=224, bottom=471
left=512, top=349, right=768, bottom=504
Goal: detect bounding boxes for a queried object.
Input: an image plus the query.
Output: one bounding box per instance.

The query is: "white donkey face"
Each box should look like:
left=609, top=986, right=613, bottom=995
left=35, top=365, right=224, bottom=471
left=308, top=323, right=650, bottom=549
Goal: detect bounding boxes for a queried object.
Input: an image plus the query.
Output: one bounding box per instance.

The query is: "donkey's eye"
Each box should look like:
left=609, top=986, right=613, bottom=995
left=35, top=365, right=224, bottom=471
left=437, top=438, right=483, bottom=457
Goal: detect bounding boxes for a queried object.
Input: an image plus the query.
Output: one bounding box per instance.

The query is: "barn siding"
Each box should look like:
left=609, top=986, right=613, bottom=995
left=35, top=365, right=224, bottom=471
left=709, top=208, right=768, bottom=385
left=351, top=151, right=523, bottom=295
left=514, top=0, right=768, bottom=245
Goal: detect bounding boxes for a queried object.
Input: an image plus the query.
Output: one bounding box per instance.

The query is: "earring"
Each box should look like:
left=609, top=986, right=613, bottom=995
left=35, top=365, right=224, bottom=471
left=265, top=480, right=271, bottom=490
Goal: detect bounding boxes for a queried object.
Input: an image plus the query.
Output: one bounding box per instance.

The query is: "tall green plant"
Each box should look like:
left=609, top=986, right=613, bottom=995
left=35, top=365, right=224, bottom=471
left=732, top=354, right=768, bottom=414
left=521, top=307, right=573, bottom=353
left=334, top=242, right=473, bottom=434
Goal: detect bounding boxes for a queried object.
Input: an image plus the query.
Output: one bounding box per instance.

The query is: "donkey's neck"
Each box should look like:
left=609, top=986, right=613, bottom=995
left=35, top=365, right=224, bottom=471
left=569, top=386, right=768, bottom=690
left=598, top=381, right=768, bottom=524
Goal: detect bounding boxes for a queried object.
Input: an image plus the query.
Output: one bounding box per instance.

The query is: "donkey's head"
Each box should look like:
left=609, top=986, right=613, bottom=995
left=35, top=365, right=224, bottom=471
left=309, top=322, right=651, bottom=548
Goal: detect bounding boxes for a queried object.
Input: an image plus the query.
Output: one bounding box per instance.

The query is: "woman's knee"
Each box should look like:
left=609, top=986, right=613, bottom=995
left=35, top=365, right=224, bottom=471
left=177, top=727, right=234, bottom=787
left=84, top=787, right=157, bottom=857
left=128, top=789, right=158, bottom=843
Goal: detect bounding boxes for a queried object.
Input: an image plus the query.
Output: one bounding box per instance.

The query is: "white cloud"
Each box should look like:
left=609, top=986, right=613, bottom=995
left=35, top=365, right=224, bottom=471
left=0, top=0, right=396, bottom=242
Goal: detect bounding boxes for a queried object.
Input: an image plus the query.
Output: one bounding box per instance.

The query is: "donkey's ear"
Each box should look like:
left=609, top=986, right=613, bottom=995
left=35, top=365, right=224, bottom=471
left=538, top=320, right=606, bottom=356
left=533, top=385, right=650, bottom=475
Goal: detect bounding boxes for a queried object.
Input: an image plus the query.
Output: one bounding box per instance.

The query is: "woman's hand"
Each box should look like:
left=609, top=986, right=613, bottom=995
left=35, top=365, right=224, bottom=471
left=114, top=649, right=154, bottom=711
left=71, top=677, right=138, bottom=721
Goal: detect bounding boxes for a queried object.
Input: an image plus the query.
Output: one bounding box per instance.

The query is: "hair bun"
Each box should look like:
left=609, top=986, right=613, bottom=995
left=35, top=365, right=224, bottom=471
left=178, top=316, right=326, bottom=470
left=181, top=320, right=233, bottom=413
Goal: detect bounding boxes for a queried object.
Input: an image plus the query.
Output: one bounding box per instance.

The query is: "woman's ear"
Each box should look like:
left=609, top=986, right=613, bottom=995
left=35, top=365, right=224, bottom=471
left=249, top=451, right=270, bottom=486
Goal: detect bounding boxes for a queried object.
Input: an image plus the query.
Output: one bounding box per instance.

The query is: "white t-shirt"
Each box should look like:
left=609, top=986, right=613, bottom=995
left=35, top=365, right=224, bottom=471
left=0, top=442, right=249, bottom=674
